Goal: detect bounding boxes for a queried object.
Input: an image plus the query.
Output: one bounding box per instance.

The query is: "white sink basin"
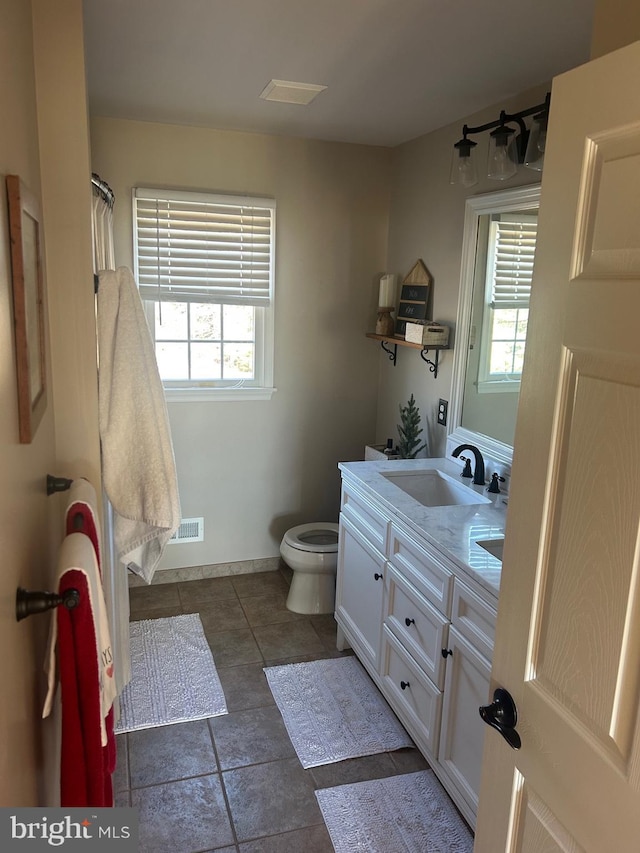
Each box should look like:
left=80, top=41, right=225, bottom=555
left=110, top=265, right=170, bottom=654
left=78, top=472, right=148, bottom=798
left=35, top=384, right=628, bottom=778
left=476, top=538, right=505, bottom=561
left=381, top=469, right=491, bottom=508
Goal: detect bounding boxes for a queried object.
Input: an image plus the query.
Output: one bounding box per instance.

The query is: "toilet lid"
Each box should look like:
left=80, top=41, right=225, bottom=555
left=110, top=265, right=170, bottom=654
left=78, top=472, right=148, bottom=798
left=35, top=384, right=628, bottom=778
left=283, top=523, right=339, bottom=553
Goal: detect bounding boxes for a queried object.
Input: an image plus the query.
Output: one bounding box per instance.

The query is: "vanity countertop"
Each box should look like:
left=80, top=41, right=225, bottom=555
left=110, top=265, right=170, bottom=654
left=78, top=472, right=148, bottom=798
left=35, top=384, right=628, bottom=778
left=338, top=458, right=506, bottom=599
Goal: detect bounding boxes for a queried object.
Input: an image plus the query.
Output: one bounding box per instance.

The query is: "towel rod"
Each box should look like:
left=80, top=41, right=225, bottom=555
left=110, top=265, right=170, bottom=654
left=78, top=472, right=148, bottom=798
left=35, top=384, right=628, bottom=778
left=47, top=474, right=73, bottom=495
left=16, top=587, right=80, bottom=621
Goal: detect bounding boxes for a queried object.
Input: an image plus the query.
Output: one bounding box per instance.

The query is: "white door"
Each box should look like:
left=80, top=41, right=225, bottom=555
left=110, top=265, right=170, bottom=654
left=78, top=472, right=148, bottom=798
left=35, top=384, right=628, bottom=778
left=474, top=40, right=640, bottom=852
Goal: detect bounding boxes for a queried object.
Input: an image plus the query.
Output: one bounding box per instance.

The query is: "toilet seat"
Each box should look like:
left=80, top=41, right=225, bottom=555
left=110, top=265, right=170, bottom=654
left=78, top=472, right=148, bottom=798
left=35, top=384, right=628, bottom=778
left=283, top=523, right=339, bottom=553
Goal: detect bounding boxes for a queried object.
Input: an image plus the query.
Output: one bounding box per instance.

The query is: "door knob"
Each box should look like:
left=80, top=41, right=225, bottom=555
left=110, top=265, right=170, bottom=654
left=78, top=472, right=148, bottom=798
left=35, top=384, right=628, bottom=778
left=479, top=687, right=521, bottom=750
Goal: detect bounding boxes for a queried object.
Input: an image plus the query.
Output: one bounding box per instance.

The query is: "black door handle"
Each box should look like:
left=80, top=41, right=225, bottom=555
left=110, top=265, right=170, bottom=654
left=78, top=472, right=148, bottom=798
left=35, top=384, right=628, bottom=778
left=479, top=687, right=521, bottom=750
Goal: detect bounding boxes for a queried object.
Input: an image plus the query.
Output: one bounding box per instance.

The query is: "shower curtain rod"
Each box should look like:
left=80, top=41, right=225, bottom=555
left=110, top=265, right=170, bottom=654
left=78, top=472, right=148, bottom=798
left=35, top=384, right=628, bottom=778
left=91, top=172, right=115, bottom=209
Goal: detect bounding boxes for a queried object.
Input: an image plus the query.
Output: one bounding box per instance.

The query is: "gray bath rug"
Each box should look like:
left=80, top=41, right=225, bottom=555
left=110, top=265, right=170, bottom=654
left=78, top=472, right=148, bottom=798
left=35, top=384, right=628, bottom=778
left=263, top=656, right=413, bottom=768
left=316, top=770, right=474, bottom=852
left=115, top=614, right=227, bottom=733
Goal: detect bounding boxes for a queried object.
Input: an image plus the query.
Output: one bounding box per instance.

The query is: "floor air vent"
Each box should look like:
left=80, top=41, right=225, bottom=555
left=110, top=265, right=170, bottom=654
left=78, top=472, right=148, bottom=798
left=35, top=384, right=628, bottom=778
left=169, top=517, right=204, bottom=544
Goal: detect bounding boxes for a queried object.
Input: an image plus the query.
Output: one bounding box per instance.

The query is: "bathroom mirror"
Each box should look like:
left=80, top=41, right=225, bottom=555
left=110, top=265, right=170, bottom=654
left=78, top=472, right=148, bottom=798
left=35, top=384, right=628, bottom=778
left=448, top=184, right=541, bottom=465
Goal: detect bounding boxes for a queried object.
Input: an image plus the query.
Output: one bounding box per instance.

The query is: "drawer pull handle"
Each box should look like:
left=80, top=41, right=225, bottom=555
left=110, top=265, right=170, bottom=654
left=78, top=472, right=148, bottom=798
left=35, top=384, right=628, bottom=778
left=374, top=572, right=383, bottom=581
left=405, top=617, right=415, bottom=627
left=400, top=680, right=410, bottom=690
left=441, top=648, right=453, bottom=658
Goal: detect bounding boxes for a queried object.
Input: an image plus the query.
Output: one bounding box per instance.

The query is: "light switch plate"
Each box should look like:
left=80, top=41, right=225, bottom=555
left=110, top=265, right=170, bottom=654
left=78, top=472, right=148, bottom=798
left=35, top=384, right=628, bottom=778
left=437, top=399, right=448, bottom=426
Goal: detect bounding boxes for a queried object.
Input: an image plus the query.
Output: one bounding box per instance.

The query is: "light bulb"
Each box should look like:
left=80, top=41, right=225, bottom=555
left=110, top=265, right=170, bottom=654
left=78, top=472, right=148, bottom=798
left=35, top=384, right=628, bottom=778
left=449, top=136, right=478, bottom=187
left=487, top=126, right=517, bottom=181
left=458, top=157, right=478, bottom=188
left=524, top=113, right=547, bottom=172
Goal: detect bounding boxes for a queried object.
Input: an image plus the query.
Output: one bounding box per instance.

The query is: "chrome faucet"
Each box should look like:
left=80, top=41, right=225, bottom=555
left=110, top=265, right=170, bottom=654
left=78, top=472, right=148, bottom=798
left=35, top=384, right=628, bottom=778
left=452, top=444, right=486, bottom=486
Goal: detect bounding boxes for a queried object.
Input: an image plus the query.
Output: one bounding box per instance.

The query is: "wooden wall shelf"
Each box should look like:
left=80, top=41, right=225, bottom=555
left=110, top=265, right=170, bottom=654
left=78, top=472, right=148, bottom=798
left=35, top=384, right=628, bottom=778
left=366, top=333, right=449, bottom=377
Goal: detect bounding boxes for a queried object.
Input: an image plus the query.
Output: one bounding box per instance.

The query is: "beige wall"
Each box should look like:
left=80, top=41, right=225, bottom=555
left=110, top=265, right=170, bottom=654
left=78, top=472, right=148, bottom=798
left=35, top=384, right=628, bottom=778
left=90, top=118, right=390, bottom=569
left=376, top=84, right=550, bottom=460
left=591, top=0, right=640, bottom=58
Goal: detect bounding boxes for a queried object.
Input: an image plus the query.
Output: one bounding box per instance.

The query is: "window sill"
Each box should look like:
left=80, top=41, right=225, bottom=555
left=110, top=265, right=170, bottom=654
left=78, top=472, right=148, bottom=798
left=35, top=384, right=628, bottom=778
left=477, top=379, right=521, bottom=394
left=165, top=386, right=277, bottom=402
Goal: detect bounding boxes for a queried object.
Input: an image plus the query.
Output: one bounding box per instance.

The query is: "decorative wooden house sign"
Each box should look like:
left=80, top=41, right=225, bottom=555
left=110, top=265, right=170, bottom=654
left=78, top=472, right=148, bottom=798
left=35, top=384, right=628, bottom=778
left=395, top=259, right=432, bottom=337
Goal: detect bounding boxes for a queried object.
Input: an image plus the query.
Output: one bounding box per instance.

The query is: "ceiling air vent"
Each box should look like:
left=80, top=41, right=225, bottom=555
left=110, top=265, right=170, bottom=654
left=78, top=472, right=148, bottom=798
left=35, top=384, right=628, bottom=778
left=259, top=79, right=327, bottom=105
left=168, top=517, right=204, bottom=544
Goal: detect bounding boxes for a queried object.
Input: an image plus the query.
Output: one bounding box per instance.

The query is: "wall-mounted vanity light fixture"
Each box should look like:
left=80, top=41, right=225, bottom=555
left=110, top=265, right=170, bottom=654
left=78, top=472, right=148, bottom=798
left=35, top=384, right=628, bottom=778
left=449, top=92, right=550, bottom=188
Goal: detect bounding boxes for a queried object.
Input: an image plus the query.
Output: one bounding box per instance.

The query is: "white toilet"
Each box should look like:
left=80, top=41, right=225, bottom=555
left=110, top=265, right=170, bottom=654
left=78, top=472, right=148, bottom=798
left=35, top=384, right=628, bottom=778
left=280, top=522, right=340, bottom=615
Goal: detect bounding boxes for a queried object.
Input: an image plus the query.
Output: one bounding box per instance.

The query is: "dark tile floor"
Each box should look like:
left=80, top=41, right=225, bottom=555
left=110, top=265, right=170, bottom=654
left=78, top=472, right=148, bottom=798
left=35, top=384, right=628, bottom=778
left=114, top=566, right=429, bottom=853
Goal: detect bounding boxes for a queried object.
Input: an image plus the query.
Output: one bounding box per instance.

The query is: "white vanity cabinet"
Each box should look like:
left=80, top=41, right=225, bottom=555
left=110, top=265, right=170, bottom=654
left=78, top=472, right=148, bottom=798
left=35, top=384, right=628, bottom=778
left=335, top=472, right=498, bottom=830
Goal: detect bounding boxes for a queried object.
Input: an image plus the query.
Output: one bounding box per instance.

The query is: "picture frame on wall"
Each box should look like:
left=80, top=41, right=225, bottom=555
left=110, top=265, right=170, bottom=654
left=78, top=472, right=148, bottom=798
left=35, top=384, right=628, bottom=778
left=6, top=175, right=47, bottom=443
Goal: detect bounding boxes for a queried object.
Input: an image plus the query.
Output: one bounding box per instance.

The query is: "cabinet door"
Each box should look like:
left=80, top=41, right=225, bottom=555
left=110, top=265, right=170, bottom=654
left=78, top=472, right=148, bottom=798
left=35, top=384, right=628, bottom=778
left=438, top=625, right=491, bottom=824
left=336, top=513, right=385, bottom=670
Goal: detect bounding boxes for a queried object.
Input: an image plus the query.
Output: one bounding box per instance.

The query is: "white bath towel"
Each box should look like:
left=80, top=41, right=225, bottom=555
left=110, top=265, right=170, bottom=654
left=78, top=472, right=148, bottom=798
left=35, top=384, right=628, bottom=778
left=97, top=267, right=181, bottom=583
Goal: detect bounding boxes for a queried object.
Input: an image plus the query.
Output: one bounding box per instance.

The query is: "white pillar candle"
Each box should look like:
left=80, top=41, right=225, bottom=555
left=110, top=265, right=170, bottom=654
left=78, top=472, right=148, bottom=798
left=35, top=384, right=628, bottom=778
left=378, top=274, right=396, bottom=308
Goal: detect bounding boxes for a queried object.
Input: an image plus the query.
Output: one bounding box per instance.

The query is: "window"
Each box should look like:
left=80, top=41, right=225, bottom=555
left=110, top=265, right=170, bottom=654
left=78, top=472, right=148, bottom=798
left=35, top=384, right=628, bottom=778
left=133, top=187, right=276, bottom=400
left=477, top=213, right=537, bottom=393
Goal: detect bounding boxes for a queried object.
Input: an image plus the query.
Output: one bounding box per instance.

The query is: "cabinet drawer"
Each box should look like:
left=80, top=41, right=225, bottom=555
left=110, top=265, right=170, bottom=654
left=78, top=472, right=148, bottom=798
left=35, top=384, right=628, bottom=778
left=450, top=579, right=497, bottom=661
left=341, top=482, right=389, bottom=554
left=380, top=626, right=442, bottom=757
left=384, top=564, right=449, bottom=690
left=388, top=523, right=453, bottom=616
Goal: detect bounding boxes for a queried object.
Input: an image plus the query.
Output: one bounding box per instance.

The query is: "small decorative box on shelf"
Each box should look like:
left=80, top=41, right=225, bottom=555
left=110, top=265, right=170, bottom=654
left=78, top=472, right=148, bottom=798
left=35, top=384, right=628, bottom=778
left=405, top=322, right=450, bottom=347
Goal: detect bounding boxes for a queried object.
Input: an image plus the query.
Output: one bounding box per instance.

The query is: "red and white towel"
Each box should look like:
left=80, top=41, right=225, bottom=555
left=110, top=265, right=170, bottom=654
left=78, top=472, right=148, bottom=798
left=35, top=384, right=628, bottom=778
left=43, top=479, right=117, bottom=807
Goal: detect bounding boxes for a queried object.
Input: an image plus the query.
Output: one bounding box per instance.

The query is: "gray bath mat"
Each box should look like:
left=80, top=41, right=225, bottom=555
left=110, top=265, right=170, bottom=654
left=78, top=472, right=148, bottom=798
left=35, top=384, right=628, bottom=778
left=115, top=614, right=227, bottom=733
left=316, top=770, right=474, bottom=852
left=264, top=656, right=413, bottom=768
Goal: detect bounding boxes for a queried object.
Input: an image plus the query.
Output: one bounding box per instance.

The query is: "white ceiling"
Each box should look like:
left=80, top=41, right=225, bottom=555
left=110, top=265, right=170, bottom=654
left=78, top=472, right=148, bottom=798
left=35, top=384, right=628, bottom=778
left=82, top=0, right=596, bottom=148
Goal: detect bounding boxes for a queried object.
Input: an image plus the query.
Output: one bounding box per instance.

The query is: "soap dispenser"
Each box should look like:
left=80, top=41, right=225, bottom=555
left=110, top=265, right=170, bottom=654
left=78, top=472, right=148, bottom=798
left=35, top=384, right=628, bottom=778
left=383, top=438, right=397, bottom=458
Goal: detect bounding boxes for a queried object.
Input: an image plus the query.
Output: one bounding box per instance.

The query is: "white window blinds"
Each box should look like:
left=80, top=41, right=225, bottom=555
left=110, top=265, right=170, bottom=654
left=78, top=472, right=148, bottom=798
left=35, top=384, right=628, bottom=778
left=134, top=188, right=275, bottom=307
left=487, top=214, right=537, bottom=309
